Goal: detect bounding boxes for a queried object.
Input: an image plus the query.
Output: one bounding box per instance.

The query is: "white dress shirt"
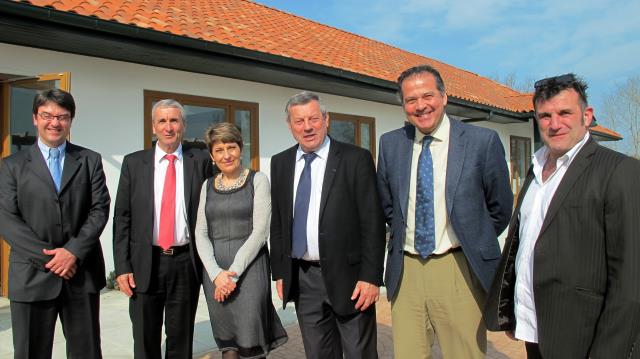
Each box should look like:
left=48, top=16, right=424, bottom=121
left=404, top=114, right=460, bottom=255
left=153, top=144, right=190, bottom=247
left=514, top=132, right=590, bottom=342
left=292, top=136, right=330, bottom=261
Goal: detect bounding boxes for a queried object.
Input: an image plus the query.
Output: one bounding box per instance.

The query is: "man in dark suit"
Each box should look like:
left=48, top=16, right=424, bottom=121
left=377, top=65, right=513, bottom=358
left=270, top=91, right=386, bottom=358
left=0, top=89, right=110, bottom=358
left=485, top=74, right=640, bottom=358
left=113, top=99, right=211, bottom=358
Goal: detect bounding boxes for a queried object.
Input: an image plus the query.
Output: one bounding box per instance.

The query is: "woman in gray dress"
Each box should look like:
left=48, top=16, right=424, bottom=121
left=195, top=123, right=287, bottom=359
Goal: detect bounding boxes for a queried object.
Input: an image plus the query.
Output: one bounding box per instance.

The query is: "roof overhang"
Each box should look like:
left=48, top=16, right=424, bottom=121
left=0, top=1, right=529, bottom=123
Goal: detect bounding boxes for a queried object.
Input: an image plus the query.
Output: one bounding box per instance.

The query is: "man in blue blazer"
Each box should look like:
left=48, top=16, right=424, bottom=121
left=377, top=65, right=513, bottom=358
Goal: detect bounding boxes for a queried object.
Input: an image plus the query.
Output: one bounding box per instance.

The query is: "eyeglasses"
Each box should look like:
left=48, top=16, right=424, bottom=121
left=38, top=112, right=71, bottom=123
left=534, top=74, right=576, bottom=89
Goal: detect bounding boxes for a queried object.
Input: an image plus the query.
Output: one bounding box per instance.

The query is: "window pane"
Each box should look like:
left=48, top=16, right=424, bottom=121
left=184, top=105, right=225, bottom=148
left=10, top=80, right=58, bottom=154
left=360, top=123, right=371, bottom=151
left=329, top=120, right=356, bottom=145
left=235, top=110, right=252, bottom=167
left=146, top=92, right=259, bottom=170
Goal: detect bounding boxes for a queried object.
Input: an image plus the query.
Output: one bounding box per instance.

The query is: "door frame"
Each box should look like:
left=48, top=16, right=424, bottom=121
left=0, top=72, right=70, bottom=296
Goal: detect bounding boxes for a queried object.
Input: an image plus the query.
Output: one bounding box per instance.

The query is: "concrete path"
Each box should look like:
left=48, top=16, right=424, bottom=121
left=0, top=289, right=525, bottom=358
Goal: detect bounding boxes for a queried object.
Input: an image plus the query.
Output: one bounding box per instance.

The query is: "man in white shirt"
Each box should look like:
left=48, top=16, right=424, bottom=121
left=485, top=74, right=640, bottom=358
left=113, top=99, right=212, bottom=358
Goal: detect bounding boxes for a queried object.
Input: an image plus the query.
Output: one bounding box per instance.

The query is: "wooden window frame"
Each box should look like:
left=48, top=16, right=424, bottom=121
left=328, top=112, right=376, bottom=158
left=144, top=90, right=260, bottom=170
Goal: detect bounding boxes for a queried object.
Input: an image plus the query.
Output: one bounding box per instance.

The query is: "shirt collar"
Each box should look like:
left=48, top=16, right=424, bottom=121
left=414, top=114, right=450, bottom=144
left=532, top=131, right=590, bottom=176
left=155, top=143, right=183, bottom=163
left=296, top=135, right=331, bottom=162
left=38, top=138, right=67, bottom=159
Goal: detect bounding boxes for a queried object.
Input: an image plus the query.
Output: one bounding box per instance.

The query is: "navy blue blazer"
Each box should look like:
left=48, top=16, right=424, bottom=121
left=377, top=119, right=513, bottom=299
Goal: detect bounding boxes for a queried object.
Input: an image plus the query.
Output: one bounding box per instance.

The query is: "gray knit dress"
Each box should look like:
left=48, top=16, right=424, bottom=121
left=195, top=170, right=287, bottom=358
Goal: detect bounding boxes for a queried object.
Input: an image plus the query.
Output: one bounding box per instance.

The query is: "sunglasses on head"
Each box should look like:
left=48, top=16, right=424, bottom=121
left=534, top=73, right=576, bottom=89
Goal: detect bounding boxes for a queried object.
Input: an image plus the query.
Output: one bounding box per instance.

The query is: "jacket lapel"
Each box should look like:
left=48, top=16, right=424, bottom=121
left=538, top=138, right=597, bottom=237
left=283, top=146, right=297, bottom=232
left=182, top=148, right=194, bottom=212
left=398, top=125, right=415, bottom=221
left=505, top=165, right=535, bottom=250
left=445, top=119, right=466, bottom=217
left=515, top=166, right=535, bottom=215
left=319, top=139, right=341, bottom=219
left=59, top=143, right=81, bottom=194
left=26, top=144, right=58, bottom=193
left=144, top=149, right=155, bottom=243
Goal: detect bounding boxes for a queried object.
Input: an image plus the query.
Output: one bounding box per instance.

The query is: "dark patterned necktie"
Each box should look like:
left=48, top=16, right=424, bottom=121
left=292, top=152, right=317, bottom=258
left=415, top=136, right=435, bottom=258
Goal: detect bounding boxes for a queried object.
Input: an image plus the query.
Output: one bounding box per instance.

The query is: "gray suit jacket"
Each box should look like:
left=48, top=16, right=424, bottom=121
left=485, top=138, right=640, bottom=358
left=377, top=119, right=512, bottom=299
left=0, top=143, right=110, bottom=301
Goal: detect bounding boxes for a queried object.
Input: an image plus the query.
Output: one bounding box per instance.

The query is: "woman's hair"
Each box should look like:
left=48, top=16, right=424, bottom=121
left=204, top=122, right=243, bottom=152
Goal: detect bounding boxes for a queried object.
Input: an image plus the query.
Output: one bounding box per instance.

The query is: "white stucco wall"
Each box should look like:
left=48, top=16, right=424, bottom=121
left=1, top=43, right=533, bottom=273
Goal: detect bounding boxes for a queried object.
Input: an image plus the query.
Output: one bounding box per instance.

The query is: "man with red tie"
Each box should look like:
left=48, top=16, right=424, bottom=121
left=113, top=99, right=212, bottom=358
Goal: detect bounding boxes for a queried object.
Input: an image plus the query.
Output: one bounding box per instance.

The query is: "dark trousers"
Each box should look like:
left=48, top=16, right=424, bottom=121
left=10, top=284, right=101, bottom=359
left=130, top=248, right=199, bottom=359
left=294, top=262, right=378, bottom=359
left=526, top=342, right=544, bottom=359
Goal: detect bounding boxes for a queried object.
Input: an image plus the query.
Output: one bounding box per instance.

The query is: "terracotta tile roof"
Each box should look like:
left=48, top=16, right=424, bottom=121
left=17, top=0, right=535, bottom=113
left=590, top=124, right=622, bottom=140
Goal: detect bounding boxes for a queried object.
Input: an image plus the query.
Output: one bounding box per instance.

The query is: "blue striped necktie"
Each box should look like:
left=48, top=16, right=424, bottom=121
left=415, top=136, right=435, bottom=258
left=292, top=152, right=317, bottom=259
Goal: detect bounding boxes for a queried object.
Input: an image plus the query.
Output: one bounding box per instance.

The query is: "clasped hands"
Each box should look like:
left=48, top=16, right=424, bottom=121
left=214, top=270, right=237, bottom=302
left=43, top=248, right=77, bottom=280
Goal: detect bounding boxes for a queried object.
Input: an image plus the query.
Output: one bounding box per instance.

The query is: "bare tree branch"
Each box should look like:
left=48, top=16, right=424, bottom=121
left=600, top=76, right=640, bottom=158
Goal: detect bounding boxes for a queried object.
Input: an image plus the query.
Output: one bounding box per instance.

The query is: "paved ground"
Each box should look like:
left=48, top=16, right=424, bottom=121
left=0, top=289, right=525, bottom=358
left=199, top=296, right=526, bottom=359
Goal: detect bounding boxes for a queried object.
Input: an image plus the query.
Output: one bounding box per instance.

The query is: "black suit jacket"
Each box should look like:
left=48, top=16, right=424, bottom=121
left=0, top=143, right=110, bottom=301
left=485, top=138, right=640, bottom=358
left=270, top=139, right=386, bottom=316
left=113, top=147, right=211, bottom=292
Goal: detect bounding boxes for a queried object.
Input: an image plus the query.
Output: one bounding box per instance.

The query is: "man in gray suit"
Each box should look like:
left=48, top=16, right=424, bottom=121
left=485, top=74, right=640, bottom=358
left=0, top=89, right=110, bottom=358
left=377, top=65, right=513, bottom=358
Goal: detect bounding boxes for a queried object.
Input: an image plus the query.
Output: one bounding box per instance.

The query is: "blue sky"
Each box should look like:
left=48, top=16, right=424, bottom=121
left=256, top=0, right=639, bottom=135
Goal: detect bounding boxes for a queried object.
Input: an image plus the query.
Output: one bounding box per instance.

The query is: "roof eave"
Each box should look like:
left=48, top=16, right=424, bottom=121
left=1, top=1, right=529, bottom=121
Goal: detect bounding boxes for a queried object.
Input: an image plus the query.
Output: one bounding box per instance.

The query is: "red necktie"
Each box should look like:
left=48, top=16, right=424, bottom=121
left=158, top=154, right=177, bottom=250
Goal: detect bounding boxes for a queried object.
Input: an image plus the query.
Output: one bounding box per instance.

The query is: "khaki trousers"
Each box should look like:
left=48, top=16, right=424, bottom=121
left=391, top=250, right=486, bottom=359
